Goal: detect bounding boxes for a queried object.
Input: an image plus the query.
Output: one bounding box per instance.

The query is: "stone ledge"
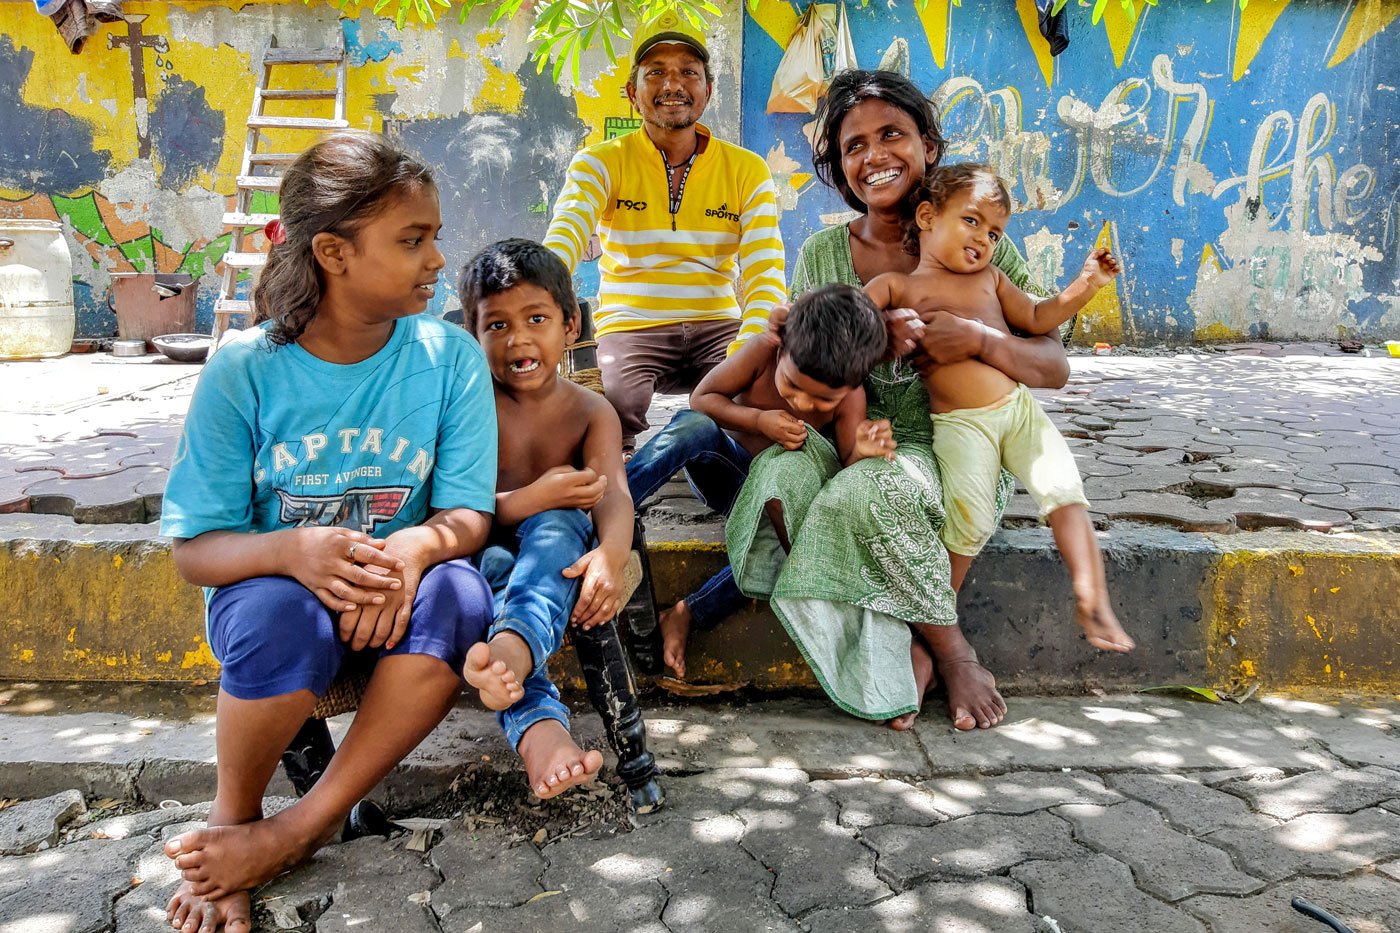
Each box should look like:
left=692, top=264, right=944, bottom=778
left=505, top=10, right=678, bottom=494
left=1, top=514, right=1397, bottom=693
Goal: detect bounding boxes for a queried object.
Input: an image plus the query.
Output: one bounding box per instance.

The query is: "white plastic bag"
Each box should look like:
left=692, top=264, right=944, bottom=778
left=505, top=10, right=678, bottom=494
left=833, top=1, right=857, bottom=76
left=768, top=4, right=835, bottom=114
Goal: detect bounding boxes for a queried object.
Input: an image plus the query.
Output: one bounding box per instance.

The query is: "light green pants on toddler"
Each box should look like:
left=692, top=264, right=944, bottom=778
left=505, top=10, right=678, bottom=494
left=932, top=383, right=1089, bottom=557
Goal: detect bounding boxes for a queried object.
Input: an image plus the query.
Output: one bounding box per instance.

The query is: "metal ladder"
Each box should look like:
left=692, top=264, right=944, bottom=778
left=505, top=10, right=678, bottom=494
left=212, top=33, right=349, bottom=344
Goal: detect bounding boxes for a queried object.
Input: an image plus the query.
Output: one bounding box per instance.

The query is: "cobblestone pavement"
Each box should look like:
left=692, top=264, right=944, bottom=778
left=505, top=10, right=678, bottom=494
left=4, top=344, right=1399, bottom=532
left=1, top=695, right=1398, bottom=932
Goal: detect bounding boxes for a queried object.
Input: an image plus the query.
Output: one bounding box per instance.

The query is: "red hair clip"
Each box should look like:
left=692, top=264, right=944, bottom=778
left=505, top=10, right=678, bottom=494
left=264, top=219, right=287, bottom=245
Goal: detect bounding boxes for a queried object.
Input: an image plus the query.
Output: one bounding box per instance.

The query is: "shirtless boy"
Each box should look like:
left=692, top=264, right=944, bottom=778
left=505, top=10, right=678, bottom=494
left=691, top=283, right=893, bottom=545
left=458, top=238, right=635, bottom=798
left=866, top=163, right=1134, bottom=654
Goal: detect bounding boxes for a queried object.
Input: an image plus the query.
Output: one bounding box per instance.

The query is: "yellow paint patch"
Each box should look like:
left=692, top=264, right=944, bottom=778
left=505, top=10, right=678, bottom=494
left=916, top=0, right=953, bottom=69
left=750, top=0, right=802, bottom=52
left=156, top=650, right=173, bottom=663
left=1289, top=564, right=1305, bottom=575
left=1194, top=322, right=1240, bottom=343
left=1232, top=0, right=1292, bottom=81
left=113, top=555, right=123, bottom=570
left=1328, top=0, right=1400, bottom=68
left=1069, top=222, right=1126, bottom=345
left=472, top=56, right=524, bottom=113
left=181, top=640, right=218, bottom=670
left=1014, top=0, right=1055, bottom=88
left=1099, top=0, right=1145, bottom=68
left=790, top=172, right=814, bottom=190
left=1238, top=659, right=1256, bottom=678
left=18, top=649, right=35, bottom=663
left=67, top=627, right=77, bottom=643
left=1330, top=587, right=1340, bottom=593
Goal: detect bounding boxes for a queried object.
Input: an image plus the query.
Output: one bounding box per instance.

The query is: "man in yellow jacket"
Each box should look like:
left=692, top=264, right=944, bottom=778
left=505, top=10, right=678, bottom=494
left=545, top=12, right=786, bottom=451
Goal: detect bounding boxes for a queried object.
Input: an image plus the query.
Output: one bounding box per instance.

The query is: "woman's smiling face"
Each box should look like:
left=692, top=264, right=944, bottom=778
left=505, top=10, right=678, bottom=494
left=837, top=98, right=940, bottom=214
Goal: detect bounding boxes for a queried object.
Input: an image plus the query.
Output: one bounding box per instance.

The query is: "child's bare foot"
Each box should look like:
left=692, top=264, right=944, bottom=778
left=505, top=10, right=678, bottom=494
left=463, top=638, right=527, bottom=710
left=1077, top=597, right=1134, bottom=653
left=517, top=719, right=604, bottom=800
left=164, top=810, right=322, bottom=899
left=659, top=599, right=692, bottom=678
left=940, top=657, right=1007, bottom=731
left=167, top=884, right=251, bottom=933
left=889, top=638, right=937, bottom=731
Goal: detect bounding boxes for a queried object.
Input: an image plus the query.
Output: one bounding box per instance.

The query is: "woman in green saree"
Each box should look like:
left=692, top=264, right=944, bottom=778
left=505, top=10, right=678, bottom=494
left=727, top=70, right=1070, bottom=730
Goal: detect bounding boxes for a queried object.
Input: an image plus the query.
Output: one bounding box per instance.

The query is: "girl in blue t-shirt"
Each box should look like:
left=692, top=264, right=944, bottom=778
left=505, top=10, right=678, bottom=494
left=159, top=133, right=497, bottom=932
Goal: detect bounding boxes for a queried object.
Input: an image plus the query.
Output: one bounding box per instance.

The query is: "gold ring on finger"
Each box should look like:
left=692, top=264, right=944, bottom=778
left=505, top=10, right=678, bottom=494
left=348, top=543, right=358, bottom=561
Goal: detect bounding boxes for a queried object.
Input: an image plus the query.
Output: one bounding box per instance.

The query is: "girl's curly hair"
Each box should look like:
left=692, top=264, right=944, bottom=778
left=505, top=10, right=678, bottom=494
left=902, top=162, right=1012, bottom=256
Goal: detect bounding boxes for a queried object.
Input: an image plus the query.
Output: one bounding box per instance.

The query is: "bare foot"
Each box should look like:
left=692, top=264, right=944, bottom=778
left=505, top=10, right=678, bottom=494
left=659, top=600, right=692, bottom=678
left=167, top=884, right=251, bottom=933
left=1077, top=596, right=1134, bottom=653
left=939, top=657, right=1007, bottom=731
left=164, top=810, right=322, bottom=899
left=463, top=638, right=526, bottom=711
left=889, top=638, right=938, bottom=731
left=517, top=719, right=604, bottom=800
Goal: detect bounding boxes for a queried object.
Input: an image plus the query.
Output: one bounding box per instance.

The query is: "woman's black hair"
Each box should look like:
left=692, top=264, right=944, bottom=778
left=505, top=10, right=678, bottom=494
left=252, top=132, right=435, bottom=345
left=811, top=69, right=946, bottom=214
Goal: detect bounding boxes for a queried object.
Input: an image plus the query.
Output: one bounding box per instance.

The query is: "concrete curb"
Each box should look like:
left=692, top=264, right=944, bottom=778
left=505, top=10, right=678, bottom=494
left=2, top=513, right=1397, bottom=693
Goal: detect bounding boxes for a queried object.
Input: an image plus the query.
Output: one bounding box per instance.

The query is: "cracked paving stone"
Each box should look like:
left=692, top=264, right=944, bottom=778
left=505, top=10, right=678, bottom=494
left=647, top=769, right=813, bottom=826
left=917, top=770, right=1122, bottom=818
left=0, top=790, right=85, bottom=855
left=1055, top=800, right=1264, bottom=901
left=24, top=465, right=170, bottom=524
left=1104, top=773, right=1267, bottom=836
left=809, top=777, right=947, bottom=828
left=736, top=779, right=891, bottom=914
left=1203, top=486, right=1353, bottom=532
left=1380, top=858, right=1400, bottom=881
left=112, top=835, right=185, bottom=933
left=541, top=813, right=796, bottom=933
left=804, top=877, right=1040, bottom=933
left=83, top=802, right=214, bottom=842
left=1095, top=492, right=1236, bottom=532
left=429, top=825, right=547, bottom=912
left=1182, top=871, right=1400, bottom=933
left=1204, top=807, right=1400, bottom=882
left=861, top=811, right=1081, bottom=887
left=0, top=836, right=150, bottom=932
left=1011, top=854, right=1206, bottom=933
left=443, top=883, right=670, bottom=933
left=0, top=467, right=62, bottom=511
left=1221, top=766, right=1400, bottom=820
left=1294, top=463, right=1400, bottom=486
left=1353, top=510, right=1400, bottom=530
left=1303, top=483, right=1400, bottom=514
left=1189, top=467, right=1344, bottom=496
left=256, top=835, right=441, bottom=932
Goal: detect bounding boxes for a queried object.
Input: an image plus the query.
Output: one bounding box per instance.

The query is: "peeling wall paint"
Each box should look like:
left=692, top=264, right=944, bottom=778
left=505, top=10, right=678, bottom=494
left=744, top=0, right=1399, bottom=343
left=0, top=0, right=1393, bottom=343
left=0, top=0, right=743, bottom=337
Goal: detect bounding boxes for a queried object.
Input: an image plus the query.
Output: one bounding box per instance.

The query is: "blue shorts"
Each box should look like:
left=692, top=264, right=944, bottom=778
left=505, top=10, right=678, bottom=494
left=207, top=557, right=492, bottom=701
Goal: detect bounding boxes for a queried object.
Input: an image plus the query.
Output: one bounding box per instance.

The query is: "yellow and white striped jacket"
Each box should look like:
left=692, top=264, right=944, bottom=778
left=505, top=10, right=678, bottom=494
left=544, top=124, right=786, bottom=353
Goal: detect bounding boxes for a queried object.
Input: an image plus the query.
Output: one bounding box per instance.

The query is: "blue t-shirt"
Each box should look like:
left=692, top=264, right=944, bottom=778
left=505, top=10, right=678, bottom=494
left=161, top=315, right=496, bottom=542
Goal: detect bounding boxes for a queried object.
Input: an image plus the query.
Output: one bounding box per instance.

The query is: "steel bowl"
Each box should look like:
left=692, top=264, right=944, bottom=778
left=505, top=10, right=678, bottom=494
left=112, top=338, right=147, bottom=357
left=152, top=333, right=212, bottom=363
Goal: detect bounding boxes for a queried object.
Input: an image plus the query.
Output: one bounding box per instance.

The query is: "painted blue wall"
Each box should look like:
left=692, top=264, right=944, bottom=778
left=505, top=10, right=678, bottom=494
left=741, top=1, right=1399, bottom=342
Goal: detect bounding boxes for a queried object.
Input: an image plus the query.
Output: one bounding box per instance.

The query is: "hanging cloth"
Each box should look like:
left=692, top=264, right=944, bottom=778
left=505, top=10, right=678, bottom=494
left=1036, top=0, right=1070, bottom=56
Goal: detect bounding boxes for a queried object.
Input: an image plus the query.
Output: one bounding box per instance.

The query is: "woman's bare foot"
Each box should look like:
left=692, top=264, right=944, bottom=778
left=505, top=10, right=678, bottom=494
left=889, top=638, right=938, bottom=731
left=659, top=600, right=692, bottom=678
left=164, top=809, right=324, bottom=899
left=517, top=719, right=604, bottom=800
left=463, top=637, right=527, bottom=710
left=167, top=884, right=251, bottom=933
left=1076, top=596, right=1134, bottom=653
left=939, top=657, right=1007, bottom=730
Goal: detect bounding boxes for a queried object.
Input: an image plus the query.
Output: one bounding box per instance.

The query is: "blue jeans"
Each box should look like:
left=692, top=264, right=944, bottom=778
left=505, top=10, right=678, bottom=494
left=478, top=508, right=592, bottom=749
left=626, top=409, right=752, bottom=630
